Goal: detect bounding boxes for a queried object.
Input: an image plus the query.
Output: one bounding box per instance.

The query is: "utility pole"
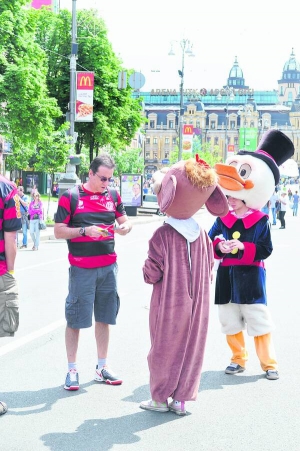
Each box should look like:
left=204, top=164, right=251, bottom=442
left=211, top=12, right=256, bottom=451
left=58, top=0, right=80, bottom=197
left=69, top=0, right=78, bottom=144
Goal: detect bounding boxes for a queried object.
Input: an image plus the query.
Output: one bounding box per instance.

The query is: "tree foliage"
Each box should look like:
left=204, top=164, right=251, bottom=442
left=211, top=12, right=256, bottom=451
left=31, top=7, right=144, bottom=161
left=0, top=0, right=62, bottom=166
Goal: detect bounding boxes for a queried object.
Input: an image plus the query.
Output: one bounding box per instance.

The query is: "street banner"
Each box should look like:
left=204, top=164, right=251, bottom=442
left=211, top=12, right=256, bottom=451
left=239, top=128, right=258, bottom=151
left=75, top=72, right=94, bottom=122
left=182, top=124, right=193, bottom=153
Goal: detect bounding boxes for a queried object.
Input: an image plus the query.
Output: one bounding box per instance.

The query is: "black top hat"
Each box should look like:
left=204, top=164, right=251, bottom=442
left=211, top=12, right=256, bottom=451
left=237, top=130, right=295, bottom=185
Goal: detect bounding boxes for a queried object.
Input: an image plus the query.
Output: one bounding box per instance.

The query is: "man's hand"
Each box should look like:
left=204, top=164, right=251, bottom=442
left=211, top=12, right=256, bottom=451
left=114, top=223, right=131, bottom=236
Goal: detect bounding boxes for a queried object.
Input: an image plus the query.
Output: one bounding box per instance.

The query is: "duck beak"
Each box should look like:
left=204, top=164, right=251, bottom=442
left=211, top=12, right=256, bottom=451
left=215, top=163, right=254, bottom=191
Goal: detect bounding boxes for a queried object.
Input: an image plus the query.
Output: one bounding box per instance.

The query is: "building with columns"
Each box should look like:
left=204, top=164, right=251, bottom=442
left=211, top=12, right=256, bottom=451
left=134, top=49, right=300, bottom=178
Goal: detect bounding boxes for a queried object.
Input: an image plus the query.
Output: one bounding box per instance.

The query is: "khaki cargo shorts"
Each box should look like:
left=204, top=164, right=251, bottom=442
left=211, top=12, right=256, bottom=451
left=0, top=272, right=19, bottom=337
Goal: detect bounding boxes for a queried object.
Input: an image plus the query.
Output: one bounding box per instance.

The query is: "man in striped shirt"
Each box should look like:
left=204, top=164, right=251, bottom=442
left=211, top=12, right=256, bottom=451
left=54, top=153, right=132, bottom=391
left=0, top=149, right=22, bottom=416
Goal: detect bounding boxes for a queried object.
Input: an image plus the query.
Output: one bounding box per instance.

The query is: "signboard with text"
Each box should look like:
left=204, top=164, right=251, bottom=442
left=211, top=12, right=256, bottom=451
left=75, top=72, right=94, bottom=122
left=239, top=128, right=258, bottom=151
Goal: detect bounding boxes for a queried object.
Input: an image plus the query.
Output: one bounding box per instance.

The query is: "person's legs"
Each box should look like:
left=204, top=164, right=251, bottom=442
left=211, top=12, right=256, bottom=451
left=35, top=221, right=40, bottom=249
left=255, top=333, right=279, bottom=380
left=95, top=321, right=109, bottom=359
left=29, top=220, right=35, bottom=248
left=94, top=264, right=122, bottom=385
left=65, top=326, right=80, bottom=363
left=271, top=207, right=276, bottom=224
left=22, top=221, right=28, bottom=246
left=281, top=211, right=286, bottom=228
left=226, top=331, right=248, bottom=368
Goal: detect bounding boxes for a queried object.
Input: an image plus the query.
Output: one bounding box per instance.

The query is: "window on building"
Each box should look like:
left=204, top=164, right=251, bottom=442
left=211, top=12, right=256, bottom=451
left=164, top=152, right=169, bottom=158
left=169, top=120, right=174, bottom=129
left=230, top=121, right=235, bottom=129
left=145, top=152, right=150, bottom=158
left=165, top=137, right=170, bottom=144
left=207, top=137, right=211, bottom=143
left=153, top=137, right=158, bottom=144
left=196, top=121, right=200, bottom=128
left=211, top=121, right=216, bottom=129
left=215, top=137, right=219, bottom=145
left=146, top=137, right=150, bottom=144
left=250, top=121, right=254, bottom=128
left=234, top=137, right=238, bottom=145
left=153, top=152, right=158, bottom=159
left=150, top=120, right=155, bottom=128
left=172, top=137, right=177, bottom=145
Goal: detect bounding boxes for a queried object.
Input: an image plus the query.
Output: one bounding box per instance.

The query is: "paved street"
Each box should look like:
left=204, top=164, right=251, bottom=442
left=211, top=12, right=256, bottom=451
left=1, top=206, right=300, bottom=451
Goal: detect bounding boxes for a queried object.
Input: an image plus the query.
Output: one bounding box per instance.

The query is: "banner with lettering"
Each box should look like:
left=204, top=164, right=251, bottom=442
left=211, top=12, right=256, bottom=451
left=75, top=72, right=94, bottom=122
left=182, top=124, right=194, bottom=153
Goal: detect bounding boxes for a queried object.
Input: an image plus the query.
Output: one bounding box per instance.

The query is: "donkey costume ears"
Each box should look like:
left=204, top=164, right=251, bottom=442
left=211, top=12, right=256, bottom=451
left=153, top=157, right=228, bottom=219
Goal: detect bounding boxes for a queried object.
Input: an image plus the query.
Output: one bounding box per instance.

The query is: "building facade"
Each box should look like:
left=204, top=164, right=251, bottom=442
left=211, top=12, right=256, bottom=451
left=135, top=50, right=300, bottom=178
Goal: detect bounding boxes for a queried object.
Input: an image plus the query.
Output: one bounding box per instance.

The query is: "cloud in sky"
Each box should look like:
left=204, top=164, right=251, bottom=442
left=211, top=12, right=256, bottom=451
left=60, top=0, right=299, bottom=92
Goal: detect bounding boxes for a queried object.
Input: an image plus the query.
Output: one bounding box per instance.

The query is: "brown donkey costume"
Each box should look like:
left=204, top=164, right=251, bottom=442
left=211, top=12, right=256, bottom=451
left=140, top=156, right=228, bottom=415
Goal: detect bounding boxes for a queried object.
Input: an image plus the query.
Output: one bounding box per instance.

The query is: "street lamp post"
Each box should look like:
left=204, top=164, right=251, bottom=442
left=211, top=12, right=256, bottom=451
left=217, top=86, right=235, bottom=161
left=169, top=39, right=194, bottom=161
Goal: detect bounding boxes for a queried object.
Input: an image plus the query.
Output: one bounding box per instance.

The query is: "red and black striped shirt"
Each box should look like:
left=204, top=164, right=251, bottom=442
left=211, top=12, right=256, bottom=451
left=0, top=177, right=22, bottom=275
left=55, top=185, right=126, bottom=268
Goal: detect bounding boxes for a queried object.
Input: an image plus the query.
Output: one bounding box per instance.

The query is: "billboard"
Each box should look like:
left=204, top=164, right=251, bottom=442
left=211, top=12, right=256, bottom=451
left=239, top=128, right=258, bottom=151
left=75, top=72, right=94, bottom=122
left=120, top=174, right=142, bottom=207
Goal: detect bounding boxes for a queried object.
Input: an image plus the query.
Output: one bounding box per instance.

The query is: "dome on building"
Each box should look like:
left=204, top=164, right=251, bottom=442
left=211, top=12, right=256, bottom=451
left=226, top=56, right=248, bottom=89
left=283, top=48, right=300, bottom=72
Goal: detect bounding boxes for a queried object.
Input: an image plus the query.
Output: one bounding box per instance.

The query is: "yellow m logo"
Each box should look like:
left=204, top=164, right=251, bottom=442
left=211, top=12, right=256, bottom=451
left=79, top=76, right=92, bottom=87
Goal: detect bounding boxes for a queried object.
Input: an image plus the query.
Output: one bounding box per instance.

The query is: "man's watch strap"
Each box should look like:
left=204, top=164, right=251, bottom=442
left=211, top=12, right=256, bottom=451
left=79, top=227, right=86, bottom=236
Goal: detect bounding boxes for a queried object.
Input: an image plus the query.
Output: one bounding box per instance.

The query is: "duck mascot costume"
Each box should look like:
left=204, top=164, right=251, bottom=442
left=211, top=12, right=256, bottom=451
left=140, top=155, right=228, bottom=416
left=208, top=129, right=294, bottom=381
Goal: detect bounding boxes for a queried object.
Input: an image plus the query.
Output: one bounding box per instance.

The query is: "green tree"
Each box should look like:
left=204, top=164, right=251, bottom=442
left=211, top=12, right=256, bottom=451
left=32, top=7, right=144, bottom=161
left=170, top=141, right=221, bottom=167
left=109, top=148, right=144, bottom=177
left=0, top=0, right=62, bottom=166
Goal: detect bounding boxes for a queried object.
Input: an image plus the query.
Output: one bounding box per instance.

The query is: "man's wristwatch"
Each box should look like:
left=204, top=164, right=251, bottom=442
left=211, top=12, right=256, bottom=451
left=79, top=227, right=86, bottom=236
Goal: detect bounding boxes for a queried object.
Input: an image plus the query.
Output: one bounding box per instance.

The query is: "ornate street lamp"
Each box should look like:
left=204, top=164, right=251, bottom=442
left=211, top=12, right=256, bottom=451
left=169, top=39, right=195, bottom=161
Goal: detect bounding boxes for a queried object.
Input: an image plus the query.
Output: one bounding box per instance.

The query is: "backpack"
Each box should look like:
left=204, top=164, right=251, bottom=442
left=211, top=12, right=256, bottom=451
left=69, top=185, right=118, bottom=221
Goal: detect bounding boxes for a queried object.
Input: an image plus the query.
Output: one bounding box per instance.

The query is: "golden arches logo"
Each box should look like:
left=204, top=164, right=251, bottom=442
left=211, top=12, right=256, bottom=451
left=79, top=76, right=92, bottom=87
left=183, top=125, right=193, bottom=134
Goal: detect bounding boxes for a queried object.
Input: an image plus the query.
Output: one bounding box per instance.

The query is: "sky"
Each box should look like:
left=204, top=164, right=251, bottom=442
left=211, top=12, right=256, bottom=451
left=59, top=0, right=300, bottom=93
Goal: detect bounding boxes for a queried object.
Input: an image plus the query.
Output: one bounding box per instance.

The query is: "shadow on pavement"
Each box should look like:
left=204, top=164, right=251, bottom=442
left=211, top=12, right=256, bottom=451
left=199, top=370, right=264, bottom=392
left=1, top=381, right=94, bottom=416
left=41, top=410, right=179, bottom=451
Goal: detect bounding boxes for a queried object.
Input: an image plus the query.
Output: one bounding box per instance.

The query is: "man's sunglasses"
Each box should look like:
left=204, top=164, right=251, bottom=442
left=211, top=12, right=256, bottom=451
left=94, top=174, right=114, bottom=183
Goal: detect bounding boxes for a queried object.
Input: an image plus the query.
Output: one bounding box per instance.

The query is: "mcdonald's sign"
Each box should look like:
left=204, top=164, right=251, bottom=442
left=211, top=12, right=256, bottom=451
left=76, top=72, right=94, bottom=122
left=183, top=125, right=193, bottom=135
left=77, top=72, right=94, bottom=90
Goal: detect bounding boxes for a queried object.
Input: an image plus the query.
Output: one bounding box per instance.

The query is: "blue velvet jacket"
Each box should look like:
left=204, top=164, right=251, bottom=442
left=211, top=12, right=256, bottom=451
left=208, top=210, right=273, bottom=305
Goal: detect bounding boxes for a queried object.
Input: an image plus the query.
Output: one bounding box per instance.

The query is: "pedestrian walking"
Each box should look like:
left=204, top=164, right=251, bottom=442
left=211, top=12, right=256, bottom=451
left=210, top=129, right=294, bottom=381
left=17, top=186, right=29, bottom=249
left=54, top=153, right=132, bottom=391
left=0, top=150, right=22, bottom=416
left=278, top=192, right=288, bottom=229
left=28, top=192, right=43, bottom=250
left=140, top=157, right=228, bottom=416
left=292, top=190, right=299, bottom=216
